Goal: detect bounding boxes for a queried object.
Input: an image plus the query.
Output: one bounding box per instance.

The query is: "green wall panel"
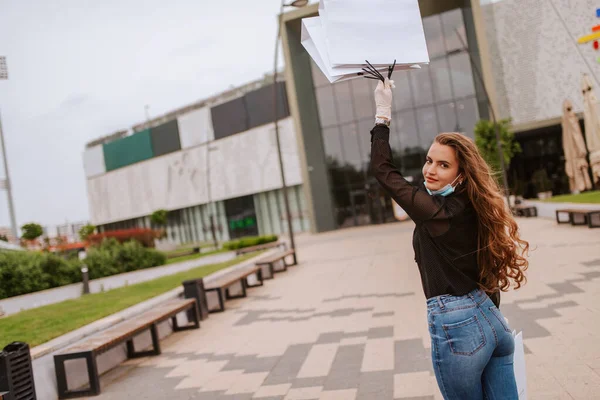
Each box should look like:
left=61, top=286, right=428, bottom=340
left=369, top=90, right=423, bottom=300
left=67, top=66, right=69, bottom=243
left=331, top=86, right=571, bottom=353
left=103, top=129, right=154, bottom=171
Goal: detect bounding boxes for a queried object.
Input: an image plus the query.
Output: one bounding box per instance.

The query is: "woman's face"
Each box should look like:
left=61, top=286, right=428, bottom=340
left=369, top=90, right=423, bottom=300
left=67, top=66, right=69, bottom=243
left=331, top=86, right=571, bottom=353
left=422, top=142, right=461, bottom=191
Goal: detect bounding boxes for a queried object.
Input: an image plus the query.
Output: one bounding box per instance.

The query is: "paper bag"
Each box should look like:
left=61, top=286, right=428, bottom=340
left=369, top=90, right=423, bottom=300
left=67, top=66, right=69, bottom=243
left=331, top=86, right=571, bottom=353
left=513, top=330, right=528, bottom=400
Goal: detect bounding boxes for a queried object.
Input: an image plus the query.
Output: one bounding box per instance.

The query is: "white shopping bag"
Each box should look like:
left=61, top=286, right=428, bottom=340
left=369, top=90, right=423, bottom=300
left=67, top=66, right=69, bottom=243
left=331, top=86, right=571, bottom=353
left=512, top=330, right=528, bottom=400
left=321, top=0, right=430, bottom=67
left=301, top=17, right=419, bottom=83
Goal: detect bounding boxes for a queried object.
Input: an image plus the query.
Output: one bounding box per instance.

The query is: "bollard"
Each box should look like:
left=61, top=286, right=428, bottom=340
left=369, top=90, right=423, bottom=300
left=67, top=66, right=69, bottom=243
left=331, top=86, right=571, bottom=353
left=0, top=342, right=37, bottom=400
left=182, top=279, right=209, bottom=321
left=79, top=250, right=90, bottom=295
left=81, top=266, right=90, bottom=295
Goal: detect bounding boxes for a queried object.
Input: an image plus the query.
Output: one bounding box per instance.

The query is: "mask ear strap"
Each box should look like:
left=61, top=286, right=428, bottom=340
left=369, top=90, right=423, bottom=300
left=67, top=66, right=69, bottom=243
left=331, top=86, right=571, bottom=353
left=453, top=174, right=464, bottom=186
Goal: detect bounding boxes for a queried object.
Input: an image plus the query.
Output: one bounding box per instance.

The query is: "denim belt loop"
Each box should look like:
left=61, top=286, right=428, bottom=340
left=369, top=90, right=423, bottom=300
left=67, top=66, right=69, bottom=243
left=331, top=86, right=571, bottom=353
left=468, top=292, right=476, bottom=302
left=436, top=296, right=444, bottom=310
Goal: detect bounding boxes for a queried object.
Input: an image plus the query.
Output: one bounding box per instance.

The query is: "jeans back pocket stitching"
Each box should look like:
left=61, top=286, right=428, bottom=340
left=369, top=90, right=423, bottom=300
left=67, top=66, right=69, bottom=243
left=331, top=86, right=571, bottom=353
left=442, top=315, right=486, bottom=356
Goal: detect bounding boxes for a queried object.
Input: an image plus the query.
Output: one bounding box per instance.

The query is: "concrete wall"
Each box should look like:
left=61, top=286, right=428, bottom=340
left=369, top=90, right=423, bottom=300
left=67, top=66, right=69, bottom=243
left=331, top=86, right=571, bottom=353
left=87, top=117, right=302, bottom=226
left=480, top=0, right=600, bottom=126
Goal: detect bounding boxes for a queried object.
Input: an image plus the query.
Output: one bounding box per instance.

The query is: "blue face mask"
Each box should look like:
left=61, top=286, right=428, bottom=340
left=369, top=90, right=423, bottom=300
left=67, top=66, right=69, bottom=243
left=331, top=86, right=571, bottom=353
left=425, top=175, right=462, bottom=197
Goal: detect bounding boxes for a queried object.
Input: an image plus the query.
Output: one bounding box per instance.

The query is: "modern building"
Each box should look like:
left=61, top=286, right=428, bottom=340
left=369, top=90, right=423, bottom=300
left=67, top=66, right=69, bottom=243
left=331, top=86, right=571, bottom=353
left=55, top=221, right=88, bottom=243
left=84, top=0, right=599, bottom=242
left=83, top=77, right=309, bottom=245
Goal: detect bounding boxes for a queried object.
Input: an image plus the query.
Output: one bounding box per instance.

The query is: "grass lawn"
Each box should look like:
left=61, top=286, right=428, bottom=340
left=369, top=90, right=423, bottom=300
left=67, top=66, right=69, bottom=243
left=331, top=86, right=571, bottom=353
left=0, top=252, right=261, bottom=349
left=542, top=190, right=600, bottom=204
left=165, top=249, right=226, bottom=265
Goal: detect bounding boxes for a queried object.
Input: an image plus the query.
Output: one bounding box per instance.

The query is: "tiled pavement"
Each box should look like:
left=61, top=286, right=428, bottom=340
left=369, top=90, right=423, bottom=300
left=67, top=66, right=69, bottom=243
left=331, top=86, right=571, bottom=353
left=86, top=218, right=600, bottom=399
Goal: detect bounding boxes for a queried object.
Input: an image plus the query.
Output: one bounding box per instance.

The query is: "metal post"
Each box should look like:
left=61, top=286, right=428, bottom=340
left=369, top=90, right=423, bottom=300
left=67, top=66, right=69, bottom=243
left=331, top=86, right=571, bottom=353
left=206, top=145, right=218, bottom=249
left=273, top=2, right=296, bottom=256
left=0, top=111, right=17, bottom=240
left=79, top=251, right=90, bottom=294
left=81, top=266, right=90, bottom=295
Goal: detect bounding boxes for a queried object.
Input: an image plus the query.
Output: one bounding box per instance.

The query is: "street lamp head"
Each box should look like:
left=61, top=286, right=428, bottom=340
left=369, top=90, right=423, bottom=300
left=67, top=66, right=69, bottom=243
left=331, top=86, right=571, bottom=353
left=285, top=0, right=309, bottom=7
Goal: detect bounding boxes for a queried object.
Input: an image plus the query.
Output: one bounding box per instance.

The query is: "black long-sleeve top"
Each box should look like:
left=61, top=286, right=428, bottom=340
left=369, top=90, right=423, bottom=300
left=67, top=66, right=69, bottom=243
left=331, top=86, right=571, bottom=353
left=370, top=124, right=484, bottom=300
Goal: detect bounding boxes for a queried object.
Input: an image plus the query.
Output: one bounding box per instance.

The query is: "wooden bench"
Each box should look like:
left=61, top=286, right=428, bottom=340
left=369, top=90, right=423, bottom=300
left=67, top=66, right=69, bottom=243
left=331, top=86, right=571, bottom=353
left=511, top=205, right=537, bottom=217
left=235, top=241, right=286, bottom=256
left=255, top=249, right=297, bottom=280
left=204, top=265, right=264, bottom=313
left=556, top=209, right=600, bottom=228
left=54, top=298, right=199, bottom=399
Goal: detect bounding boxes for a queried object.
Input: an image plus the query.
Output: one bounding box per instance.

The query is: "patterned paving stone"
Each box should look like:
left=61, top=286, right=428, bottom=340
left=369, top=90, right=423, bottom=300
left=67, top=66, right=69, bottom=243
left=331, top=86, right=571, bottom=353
left=84, top=219, right=600, bottom=399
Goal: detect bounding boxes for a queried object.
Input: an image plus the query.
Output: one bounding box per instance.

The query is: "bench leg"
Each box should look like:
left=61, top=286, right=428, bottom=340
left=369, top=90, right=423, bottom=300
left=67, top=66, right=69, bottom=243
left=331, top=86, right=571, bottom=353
left=587, top=212, right=600, bottom=228
left=173, top=303, right=201, bottom=331
left=287, top=252, right=297, bottom=267
left=246, top=269, right=264, bottom=288
left=258, top=264, right=274, bottom=280
left=127, top=324, right=161, bottom=358
left=206, top=288, right=226, bottom=313
left=556, top=211, right=570, bottom=224
left=226, top=279, right=247, bottom=299
left=572, top=213, right=588, bottom=225
left=273, top=259, right=287, bottom=273
left=54, top=351, right=100, bottom=399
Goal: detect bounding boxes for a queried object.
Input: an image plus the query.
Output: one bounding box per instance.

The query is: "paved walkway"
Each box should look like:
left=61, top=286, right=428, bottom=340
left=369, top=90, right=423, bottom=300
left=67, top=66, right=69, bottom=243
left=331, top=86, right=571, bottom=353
left=86, top=218, right=600, bottom=399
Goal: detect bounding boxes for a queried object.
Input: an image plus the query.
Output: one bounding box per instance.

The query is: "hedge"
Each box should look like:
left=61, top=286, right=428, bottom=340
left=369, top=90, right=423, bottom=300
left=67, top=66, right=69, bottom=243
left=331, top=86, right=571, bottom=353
left=0, top=252, right=80, bottom=299
left=0, top=239, right=167, bottom=300
left=84, top=238, right=166, bottom=280
left=222, top=235, right=278, bottom=251
left=87, top=228, right=158, bottom=248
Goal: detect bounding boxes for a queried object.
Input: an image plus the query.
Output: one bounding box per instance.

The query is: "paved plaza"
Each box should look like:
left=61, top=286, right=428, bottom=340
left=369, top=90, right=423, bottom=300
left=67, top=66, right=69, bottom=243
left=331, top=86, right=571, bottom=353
left=86, top=218, right=600, bottom=399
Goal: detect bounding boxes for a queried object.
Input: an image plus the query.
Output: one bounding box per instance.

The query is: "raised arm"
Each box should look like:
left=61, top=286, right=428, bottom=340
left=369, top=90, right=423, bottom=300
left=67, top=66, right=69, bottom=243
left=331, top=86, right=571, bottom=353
left=370, top=78, right=449, bottom=222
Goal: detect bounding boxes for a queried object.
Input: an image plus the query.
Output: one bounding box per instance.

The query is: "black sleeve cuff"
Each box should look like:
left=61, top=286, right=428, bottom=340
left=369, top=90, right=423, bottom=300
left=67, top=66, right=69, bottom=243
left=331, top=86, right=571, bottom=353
left=370, top=124, right=390, bottom=143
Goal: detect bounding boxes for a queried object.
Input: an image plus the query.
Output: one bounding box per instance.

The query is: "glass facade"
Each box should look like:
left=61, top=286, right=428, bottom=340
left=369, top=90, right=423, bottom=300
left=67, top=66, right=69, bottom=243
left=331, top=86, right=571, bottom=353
left=509, top=124, right=573, bottom=199
left=224, top=195, right=259, bottom=239
left=313, top=8, right=481, bottom=228
left=97, top=184, right=308, bottom=246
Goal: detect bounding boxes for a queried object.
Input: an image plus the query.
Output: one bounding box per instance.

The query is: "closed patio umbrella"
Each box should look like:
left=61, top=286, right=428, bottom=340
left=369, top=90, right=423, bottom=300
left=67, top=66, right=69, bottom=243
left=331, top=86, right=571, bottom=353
left=562, top=99, right=592, bottom=192
left=582, top=74, right=600, bottom=185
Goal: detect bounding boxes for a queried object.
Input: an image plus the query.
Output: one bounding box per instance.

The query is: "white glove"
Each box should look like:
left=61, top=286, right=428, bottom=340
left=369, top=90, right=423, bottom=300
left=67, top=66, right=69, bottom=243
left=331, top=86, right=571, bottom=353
left=374, top=77, right=395, bottom=121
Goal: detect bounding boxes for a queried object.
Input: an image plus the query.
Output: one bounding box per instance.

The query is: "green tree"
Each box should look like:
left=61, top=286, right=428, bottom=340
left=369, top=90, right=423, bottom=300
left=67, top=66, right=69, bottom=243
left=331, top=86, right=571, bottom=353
left=474, top=119, right=521, bottom=178
left=150, top=209, right=168, bottom=226
left=78, top=224, right=96, bottom=241
left=0, top=234, right=8, bottom=242
left=21, top=223, right=44, bottom=241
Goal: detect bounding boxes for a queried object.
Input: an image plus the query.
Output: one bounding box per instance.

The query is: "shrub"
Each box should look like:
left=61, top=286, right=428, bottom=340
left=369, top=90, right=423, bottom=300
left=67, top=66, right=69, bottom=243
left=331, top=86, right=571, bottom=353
left=222, top=235, right=278, bottom=251
left=0, top=239, right=167, bottom=300
left=0, top=251, right=81, bottom=299
left=84, top=238, right=166, bottom=280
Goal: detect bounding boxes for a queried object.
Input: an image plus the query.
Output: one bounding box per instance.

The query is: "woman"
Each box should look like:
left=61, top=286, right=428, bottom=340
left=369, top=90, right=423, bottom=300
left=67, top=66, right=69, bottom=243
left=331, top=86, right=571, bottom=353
left=370, top=78, right=529, bottom=399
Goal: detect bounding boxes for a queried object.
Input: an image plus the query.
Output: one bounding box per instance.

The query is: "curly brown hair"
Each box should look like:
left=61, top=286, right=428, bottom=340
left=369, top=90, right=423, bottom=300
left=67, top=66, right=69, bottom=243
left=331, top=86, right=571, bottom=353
left=435, top=132, right=529, bottom=293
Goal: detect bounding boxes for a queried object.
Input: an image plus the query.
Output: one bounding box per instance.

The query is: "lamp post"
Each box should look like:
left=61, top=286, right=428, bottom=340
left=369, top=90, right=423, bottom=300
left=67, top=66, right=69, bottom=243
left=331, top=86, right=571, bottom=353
left=273, top=0, right=307, bottom=257
left=0, top=57, right=18, bottom=241
left=205, top=144, right=219, bottom=250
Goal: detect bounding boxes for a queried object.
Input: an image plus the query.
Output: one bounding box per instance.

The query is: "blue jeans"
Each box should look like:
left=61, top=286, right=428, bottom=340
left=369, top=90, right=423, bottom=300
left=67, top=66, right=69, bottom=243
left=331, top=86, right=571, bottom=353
left=427, top=288, right=518, bottom=399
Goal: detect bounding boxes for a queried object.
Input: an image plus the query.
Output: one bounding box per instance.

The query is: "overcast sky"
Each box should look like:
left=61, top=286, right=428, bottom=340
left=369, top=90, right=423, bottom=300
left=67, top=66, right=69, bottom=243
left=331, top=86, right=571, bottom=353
left=0, top=0, right=314, bottom=232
